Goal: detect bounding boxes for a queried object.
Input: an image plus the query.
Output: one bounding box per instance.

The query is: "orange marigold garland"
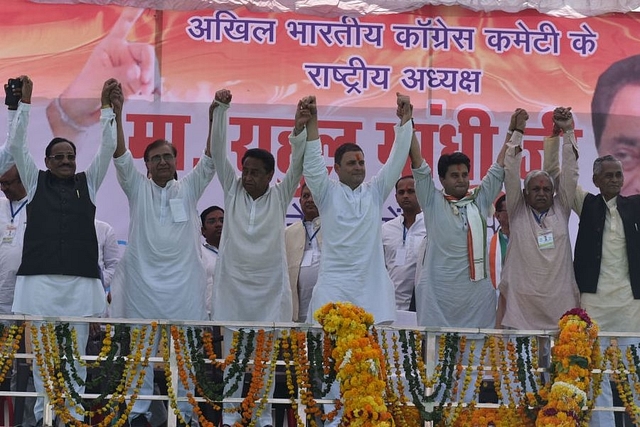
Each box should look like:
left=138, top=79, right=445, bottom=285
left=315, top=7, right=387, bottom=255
left=314, top=302, right=393, bottom=427
left=536, top=308, right=600, bottom=427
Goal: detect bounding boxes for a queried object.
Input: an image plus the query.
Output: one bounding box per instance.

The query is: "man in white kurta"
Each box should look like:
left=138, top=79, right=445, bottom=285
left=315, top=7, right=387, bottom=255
left=110, top=109, right=215, bottom=424
left=210, top=90, right=304, bottom=427
left=9, top=77, right=118, bottom=424
left=302, top=94, right=413, bottom=325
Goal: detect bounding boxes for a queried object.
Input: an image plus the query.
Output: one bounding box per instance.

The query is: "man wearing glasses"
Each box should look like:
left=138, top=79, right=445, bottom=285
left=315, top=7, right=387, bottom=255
left=109, top=97, right=216, bottom=427
left=7, top=75, right=123, bottom=426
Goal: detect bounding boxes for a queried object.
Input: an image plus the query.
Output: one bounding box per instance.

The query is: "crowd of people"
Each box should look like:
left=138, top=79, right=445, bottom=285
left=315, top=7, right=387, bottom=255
left=0, top=75, right=637, bottom=427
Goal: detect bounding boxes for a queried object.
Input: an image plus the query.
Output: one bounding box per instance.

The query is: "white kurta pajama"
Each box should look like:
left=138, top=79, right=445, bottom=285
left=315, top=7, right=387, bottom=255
left=210, top=101, right=303, bottom=427
left=110, top=150, right=215, bottom=423
left=413, top=161, right=504, bottom=329
left=210, top=102, right=303, bottom=324
left=110, top=150, right=214, bottom=321
left=302, top=120, right=413, bottom=325
left=8, top=102, right=116, bottom=423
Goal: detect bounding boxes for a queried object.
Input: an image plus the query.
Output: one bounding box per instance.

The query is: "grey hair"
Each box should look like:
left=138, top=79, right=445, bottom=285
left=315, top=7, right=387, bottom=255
left=523, top=170, right=554, bottom=194
left=593, top=155, right=622, bottom=176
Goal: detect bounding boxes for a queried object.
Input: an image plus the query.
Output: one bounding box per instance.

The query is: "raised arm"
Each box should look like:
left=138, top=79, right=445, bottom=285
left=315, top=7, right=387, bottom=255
left=504, top=109, right=529, bottom=213
left=280, top=96, right=314, bottom=204
left=86, top=79, right=119, bottom=201
left=210, top=89, right=238, bottom=192
left=7, top=76, right=38, bottom=199
left=553, top=107, right=579, bottom=210
left=373, top=92, right=413, bottom=199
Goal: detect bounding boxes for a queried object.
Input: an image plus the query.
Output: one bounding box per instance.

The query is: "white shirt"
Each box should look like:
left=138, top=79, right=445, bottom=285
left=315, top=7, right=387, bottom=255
left=95, top=219, right=121, bottom=291
left=382, top=212, right=426, bottom=310
left=10, top=103, right=115, bottom=317
left=110, top=150, right=215, bottom=321
left=0, top=196, right=27, bottom=314
left=210, top=102, right=303, bottom=323
left=301, top=120, right=413, bottom=324
left=201, top=243, right=218, bottom=320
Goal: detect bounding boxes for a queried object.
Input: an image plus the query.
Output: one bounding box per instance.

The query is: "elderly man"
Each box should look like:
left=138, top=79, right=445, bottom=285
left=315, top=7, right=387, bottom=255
left=8, top=75, right=121, bottom=426
left=498, top=107, right=579, bottom=330
left=285, top=183, right=322, bottom=323
left=382, top=175, right=425, bottom=312
left=110, top=97, right=216, bottom=425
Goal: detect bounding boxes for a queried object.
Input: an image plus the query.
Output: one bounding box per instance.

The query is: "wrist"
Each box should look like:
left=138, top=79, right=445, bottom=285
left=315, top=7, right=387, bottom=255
left=513, top=128, right=524, bottom=134
left=293, top=126, right=304, bottom=136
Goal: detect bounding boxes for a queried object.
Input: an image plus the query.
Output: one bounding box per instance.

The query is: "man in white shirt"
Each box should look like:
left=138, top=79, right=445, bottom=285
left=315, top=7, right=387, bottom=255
left=200, top=205, right=223, bottom=320
left=382, top=175, right=425, bottom=311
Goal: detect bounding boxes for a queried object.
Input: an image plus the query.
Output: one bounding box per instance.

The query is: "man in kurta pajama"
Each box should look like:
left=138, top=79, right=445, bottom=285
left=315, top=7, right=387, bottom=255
left=498, top=108, right=580, bottom=331
left=301, top=94, right=413, bottom=427
left=210, top=89, right=305, bottom=427
left=9, top=76, right=120, bottom=425
left=110, top=100, right=216, bottom=426
left=409, top=115, right=508, bottom=403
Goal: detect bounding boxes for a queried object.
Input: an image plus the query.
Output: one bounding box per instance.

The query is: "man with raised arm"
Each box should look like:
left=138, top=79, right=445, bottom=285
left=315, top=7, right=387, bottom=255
left=498, top=107, right=579, bottom=331
left=109, top=91, right=216, bottom=427
left=210, top=89, right=306, bottom=427
left=8, top=75, right=122, bottom=426
left=301, top=93, right=413, bottom=326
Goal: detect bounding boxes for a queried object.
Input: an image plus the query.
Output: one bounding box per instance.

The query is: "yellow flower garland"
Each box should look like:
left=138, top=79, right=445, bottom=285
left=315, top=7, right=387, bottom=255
left=315, top=302, right=392, bottom=427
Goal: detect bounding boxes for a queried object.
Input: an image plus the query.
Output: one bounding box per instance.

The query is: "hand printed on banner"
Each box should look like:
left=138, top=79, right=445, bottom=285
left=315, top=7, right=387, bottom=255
left=47, top=7, right=156, bottom=140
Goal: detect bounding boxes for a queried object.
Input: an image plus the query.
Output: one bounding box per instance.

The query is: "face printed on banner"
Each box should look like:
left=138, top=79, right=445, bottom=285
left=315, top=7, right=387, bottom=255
left=335, top=151, right=366, bottom=190
left=440, top=164, right=470, bottom=199
left=598, top=85, right=640, bottom=196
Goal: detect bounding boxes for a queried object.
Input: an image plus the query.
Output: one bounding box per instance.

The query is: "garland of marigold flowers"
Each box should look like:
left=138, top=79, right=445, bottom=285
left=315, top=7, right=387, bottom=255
left=0, top=323, right=24, bottom=384
left=536, top=308, right=599, bottom=427
left=315, top=302, right=393, bottom=427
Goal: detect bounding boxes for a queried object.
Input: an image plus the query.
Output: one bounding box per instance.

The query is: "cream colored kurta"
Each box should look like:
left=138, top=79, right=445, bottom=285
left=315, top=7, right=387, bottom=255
left=303, top=121, right=413, bottom=325
left=499, top=132, right=580, bottom=330
left=211, top=102, right=303, bottom=323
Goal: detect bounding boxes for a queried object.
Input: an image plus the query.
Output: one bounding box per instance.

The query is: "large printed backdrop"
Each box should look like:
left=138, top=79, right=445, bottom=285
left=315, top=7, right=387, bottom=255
left=1, top=0, right=639, bottom=244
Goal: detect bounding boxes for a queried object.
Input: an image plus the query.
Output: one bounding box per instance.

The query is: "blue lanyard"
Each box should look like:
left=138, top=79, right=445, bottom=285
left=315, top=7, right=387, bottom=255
left=203, top=243, right=218, bottom=254
left=402, top=225, right=407, bottom=246
left=10, top=200, right=27, bottom=223
left=305, top=224, right=321, bottom=243
left=531, top=208, right=548, bottom=226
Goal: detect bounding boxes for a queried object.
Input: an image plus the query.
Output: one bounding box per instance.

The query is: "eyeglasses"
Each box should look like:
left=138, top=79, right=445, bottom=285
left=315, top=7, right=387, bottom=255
left=0, top=178, right=20, bottom=187
left=47, top=153, right=76, bottom=161
left=147, top=153, right=176, bottom=164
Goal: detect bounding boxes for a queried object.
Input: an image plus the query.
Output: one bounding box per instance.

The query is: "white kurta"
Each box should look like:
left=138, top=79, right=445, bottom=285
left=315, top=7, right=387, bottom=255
left=95, top=219, right=121, bottom=291
left=110, top=150, right=215, bottom=321
left=210, top=102, right=303, bottom=323
left=303, top=121, right=413, bottom=324
left=382, top=213, right=426, bottom=310
left=10, top=103, right=115, bottom=317
left=413, top=160, right=504, bottom=328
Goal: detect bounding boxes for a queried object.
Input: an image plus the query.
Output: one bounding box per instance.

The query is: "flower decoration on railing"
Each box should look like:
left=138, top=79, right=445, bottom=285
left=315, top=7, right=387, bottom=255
left=536, top=307, right=600, bottom=427
left=315, top=301, right=393, bottom=427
